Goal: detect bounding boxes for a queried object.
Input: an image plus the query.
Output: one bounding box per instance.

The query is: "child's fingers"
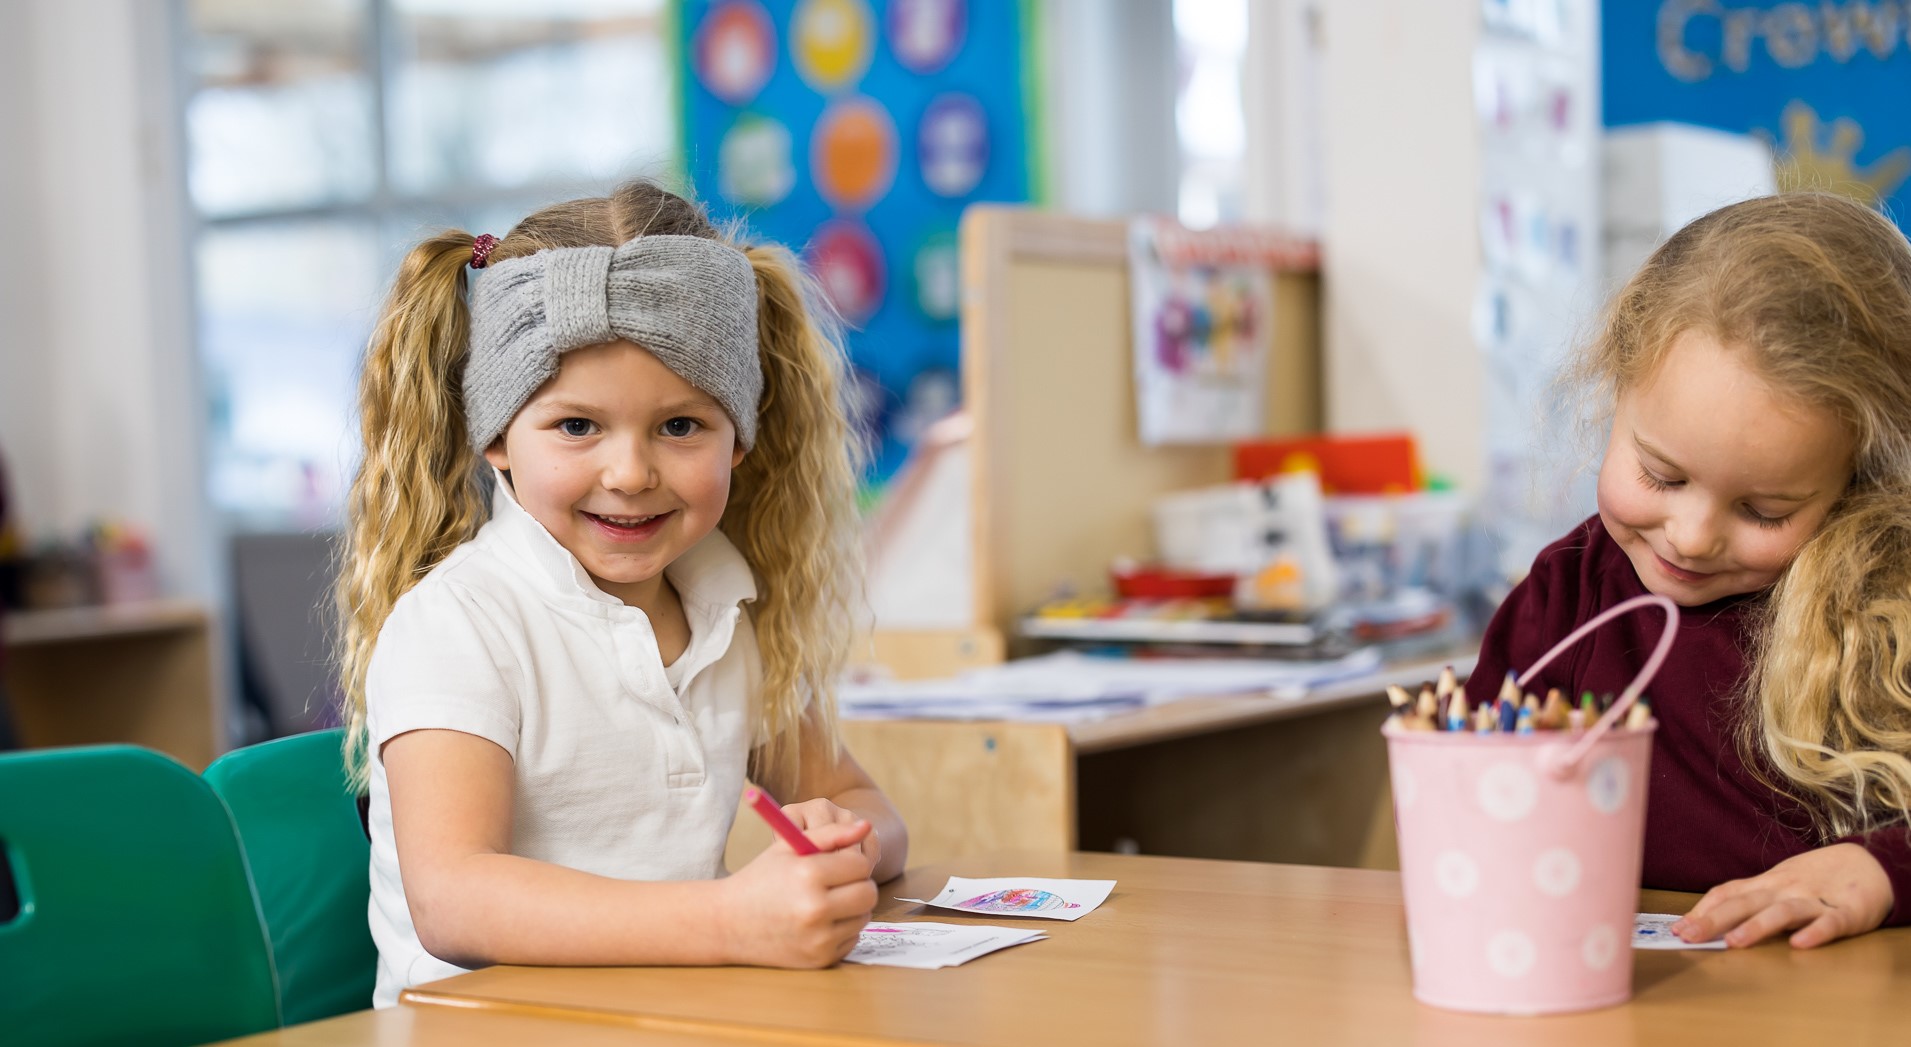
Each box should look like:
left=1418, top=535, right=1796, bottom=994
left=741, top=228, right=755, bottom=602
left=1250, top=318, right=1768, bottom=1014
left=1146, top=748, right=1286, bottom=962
left=794, top=842, right=877, bottom=891
left=1722, top=896, right=1823, bottom=948
left=821, top=876, right=878, bottom=920
left=803, top=817, right=873, bottom=853
left=781, top=798, right=850, bottom=830
left=1789, top=909, right=1850, bottom=949
left=832, top=915, right=871, bottom=959
left=1674, top=882, right=1762, bottom=942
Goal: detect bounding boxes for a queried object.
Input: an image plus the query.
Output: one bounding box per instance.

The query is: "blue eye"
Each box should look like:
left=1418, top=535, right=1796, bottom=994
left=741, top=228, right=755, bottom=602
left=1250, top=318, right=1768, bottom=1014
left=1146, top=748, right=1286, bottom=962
left=662, top=417, right=701, bottom=438
left=559, top=418, right=595, bottom=438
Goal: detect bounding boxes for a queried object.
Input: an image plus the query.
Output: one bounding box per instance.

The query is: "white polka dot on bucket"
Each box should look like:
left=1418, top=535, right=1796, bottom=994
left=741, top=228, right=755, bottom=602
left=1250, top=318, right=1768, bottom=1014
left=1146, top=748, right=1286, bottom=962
left=1587, top=756, right=1630, bottom=814
left=1434, top=849, right=1480, bottom=898
left=1477, top=762, right=1539, bottom=822
left=1581, top=923, right=1619, bottom=970
left=1487, top=929, right=1537, bottom=978
left=1394, top=765, right=1418, bottom=811
left=1532, top=847, right=1582, bottom=896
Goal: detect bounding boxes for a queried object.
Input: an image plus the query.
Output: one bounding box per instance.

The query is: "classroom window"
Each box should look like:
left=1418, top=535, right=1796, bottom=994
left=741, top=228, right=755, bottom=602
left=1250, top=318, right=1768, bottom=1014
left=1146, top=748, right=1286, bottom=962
left=179, top=0, right=673, bottom=529
left=1173, top=0, right=1248, bottom=229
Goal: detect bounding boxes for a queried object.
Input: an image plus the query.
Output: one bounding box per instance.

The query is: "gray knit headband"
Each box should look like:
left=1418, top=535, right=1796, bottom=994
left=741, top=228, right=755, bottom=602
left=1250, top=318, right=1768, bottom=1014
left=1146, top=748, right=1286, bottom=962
left=463, top=234, right=762, bottom=452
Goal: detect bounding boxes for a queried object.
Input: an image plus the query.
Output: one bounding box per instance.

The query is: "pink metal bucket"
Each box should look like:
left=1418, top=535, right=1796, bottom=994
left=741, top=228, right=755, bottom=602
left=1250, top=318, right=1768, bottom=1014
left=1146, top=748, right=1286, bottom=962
left=1388, top=594, right=1677, bottom=1015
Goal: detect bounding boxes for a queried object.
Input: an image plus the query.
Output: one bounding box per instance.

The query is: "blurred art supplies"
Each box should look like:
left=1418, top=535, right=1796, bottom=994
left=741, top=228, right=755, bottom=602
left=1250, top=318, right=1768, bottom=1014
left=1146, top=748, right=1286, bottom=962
left=1150, top=472, right=1339, bottom=614
left=1234, top=432, right=1422, bottom=493
left=93, top=521, right=159, bottom=605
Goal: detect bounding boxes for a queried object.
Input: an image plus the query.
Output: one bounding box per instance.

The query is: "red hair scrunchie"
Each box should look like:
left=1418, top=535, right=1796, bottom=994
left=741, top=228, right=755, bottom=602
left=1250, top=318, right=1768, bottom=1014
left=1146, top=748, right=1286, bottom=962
left=470, top=234, right=500, bottom=269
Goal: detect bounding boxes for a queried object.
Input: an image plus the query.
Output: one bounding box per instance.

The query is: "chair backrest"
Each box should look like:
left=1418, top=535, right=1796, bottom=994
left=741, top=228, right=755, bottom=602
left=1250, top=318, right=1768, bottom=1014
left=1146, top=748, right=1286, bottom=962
left=205, top=727, right=375, bottom=1025
left=0, top=745, right=282, bottom=1046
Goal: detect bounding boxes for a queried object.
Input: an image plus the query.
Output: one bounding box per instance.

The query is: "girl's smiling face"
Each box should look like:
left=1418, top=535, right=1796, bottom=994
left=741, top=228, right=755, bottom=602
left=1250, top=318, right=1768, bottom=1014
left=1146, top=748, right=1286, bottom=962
left=483, top=340, right=745, bottom=610
left=1596, top=329, right=1855, bottom=607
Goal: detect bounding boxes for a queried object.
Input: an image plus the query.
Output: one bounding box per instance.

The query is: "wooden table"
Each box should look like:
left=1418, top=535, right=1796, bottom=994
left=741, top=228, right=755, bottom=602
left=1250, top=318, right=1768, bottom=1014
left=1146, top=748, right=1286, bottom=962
left=741, top=652, right=1475, bottom=874
left=209, top=1004, right=772, bottom=1046
left=403, top=851, right=1910, bottom=1045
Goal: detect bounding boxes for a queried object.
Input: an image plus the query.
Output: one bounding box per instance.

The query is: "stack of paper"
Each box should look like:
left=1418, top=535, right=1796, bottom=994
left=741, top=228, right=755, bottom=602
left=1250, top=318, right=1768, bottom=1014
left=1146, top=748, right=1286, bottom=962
left=845, top=922, right=1046, bottom=969
left=838, top=649, right=1382, bottom=723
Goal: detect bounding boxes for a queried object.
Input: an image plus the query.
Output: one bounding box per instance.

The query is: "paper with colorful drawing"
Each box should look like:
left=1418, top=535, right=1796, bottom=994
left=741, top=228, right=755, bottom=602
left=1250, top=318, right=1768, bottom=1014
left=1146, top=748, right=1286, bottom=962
left=1633, top=912, right=1726, bottom=950
left=897, top=877, right=1117, bottom=921
left=844, top=922, right=1047, bottom=969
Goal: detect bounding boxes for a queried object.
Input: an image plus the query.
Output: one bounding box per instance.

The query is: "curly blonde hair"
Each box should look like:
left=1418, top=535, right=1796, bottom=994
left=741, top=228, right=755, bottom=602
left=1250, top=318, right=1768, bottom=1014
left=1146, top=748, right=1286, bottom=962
left=1575, top=193, right=1911, bottom=838
left=336, top=181, right=863, bottom=791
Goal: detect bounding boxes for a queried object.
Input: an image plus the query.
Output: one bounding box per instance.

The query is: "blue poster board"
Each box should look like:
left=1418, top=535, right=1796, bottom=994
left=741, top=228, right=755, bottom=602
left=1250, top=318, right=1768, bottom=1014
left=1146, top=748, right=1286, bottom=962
left=678, top=0, right=1038, bottom=479
left=1604, top=0, right=1911, bottom=222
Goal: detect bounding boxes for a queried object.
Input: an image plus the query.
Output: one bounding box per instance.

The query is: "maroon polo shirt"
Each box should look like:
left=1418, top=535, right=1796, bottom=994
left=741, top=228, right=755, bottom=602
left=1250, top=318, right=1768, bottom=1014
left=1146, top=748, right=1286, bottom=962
left=1464, top=515, right=1911, bottom=925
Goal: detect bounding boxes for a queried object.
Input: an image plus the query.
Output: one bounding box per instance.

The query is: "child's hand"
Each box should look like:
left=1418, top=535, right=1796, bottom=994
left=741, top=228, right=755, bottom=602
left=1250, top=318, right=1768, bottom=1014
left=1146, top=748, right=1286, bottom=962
left=721, top=817, right=877, bottom=968
left=1672, top=843, right=1894, bottom=949
left=782, top=797, right=882, bottom=878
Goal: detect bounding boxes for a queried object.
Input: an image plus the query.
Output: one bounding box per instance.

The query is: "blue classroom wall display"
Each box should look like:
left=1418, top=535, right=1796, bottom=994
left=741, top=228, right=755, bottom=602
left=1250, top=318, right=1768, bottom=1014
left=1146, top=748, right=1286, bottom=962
left=678, top=0, right=1040, bottom=481
left=1605, top=0, right=1911, bottom=222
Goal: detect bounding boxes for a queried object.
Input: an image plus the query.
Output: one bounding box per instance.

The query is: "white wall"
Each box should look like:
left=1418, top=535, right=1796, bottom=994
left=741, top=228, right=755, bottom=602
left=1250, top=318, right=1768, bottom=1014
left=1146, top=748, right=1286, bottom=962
left=1242, top=0, right=1325, bottom=236
left=1316, top=2, right=1485, bottom=492
left=0, top=6, right=54, bottom=532
left=0, top=0, right=212, bottom=603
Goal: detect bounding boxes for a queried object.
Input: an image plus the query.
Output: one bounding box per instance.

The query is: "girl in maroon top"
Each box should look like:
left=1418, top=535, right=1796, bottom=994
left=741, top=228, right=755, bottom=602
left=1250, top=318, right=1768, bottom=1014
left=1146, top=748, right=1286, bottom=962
left=1467, top=194, right=1911, bottom=950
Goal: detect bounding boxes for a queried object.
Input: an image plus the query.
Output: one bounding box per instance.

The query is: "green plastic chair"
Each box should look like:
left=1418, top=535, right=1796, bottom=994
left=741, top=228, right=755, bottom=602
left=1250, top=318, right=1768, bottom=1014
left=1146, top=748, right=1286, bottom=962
left=0, top=745, right=282, bottom=1046
left=205, top=728, right=376, bottom=1025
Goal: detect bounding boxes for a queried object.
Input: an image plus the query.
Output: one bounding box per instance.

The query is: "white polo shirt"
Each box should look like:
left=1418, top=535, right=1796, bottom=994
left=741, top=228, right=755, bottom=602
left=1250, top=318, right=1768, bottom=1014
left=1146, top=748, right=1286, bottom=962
left=363, top=475, right=761, bottom=1006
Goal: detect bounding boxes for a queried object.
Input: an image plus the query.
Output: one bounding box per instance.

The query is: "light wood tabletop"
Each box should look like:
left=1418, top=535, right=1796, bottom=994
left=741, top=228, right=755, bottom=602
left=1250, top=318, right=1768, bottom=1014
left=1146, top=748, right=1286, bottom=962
left=401, top=851, right=1910, bottom=1046
left=208, top=1004, right=776, bottom=1046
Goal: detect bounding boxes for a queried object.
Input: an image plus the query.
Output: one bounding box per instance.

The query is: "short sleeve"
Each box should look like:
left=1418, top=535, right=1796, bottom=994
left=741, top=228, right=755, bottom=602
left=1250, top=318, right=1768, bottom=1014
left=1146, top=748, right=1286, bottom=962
left=365, top=580, right=523, bottom=762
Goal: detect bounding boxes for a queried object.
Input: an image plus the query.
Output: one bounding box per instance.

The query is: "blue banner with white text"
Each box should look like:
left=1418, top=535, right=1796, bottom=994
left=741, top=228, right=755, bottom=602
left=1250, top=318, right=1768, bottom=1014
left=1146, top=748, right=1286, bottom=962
left=1604, top=0, right=1911, bottom=225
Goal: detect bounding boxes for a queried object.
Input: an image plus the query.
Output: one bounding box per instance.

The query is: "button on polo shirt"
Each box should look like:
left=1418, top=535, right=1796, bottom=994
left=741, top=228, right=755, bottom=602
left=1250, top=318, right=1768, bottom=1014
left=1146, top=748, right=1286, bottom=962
left=364, top=474, right=762, bottom=1006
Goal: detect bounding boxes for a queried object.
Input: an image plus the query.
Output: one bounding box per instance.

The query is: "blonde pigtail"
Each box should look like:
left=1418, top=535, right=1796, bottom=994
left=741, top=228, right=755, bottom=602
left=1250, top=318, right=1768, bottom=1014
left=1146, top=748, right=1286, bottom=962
left=335, top=232, right=489, bottom=791
left=729, top=243, right=866, bottom=788
left=1745, top=488, right=1911, bottom=837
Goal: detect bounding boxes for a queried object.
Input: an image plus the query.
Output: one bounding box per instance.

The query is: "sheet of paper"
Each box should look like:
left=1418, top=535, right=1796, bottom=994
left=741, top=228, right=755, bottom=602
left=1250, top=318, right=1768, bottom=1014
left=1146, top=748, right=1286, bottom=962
left=898, top=876, right=1117, bottom=922
left=1633, top=912, right=1726, bottom=950
left=843, top=922, right=1046, bottom=969
left=838, top=649, right=1384, bottom=723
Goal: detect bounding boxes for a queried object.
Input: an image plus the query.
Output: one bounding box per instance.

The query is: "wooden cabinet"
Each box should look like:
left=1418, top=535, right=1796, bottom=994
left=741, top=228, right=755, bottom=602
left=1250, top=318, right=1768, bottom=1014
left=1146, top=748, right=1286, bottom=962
left=4, top=599, right=220, bottom=770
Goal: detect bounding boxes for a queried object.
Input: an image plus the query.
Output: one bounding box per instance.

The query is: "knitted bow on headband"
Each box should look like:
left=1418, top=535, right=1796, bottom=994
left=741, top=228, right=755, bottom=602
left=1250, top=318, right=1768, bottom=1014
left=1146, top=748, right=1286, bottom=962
left=462, top=235, right=762, bottom=453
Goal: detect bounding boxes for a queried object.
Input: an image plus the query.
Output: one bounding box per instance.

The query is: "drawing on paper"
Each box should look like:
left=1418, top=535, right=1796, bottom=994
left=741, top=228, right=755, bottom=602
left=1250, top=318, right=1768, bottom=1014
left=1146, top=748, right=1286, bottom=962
left=955, top=888, right=1081, bottom=914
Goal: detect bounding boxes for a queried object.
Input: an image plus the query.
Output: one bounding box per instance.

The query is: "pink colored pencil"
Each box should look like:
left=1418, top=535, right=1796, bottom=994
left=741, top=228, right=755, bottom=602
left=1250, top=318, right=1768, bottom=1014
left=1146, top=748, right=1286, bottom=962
left=744, top=787, right=819, bottom=855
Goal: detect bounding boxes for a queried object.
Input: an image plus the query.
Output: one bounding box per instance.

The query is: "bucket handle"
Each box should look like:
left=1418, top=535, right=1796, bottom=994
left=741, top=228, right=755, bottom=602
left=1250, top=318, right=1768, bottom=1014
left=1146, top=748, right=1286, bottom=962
left=1512, top=592, right=1678, bottom=778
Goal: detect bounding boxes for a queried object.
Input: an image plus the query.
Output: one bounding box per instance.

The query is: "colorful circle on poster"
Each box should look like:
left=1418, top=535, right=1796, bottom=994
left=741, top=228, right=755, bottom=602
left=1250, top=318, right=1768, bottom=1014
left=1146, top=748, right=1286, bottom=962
left=918, top=92, right=988, bottom=198
left=718, top=113, right=795, bottom=207
left=888, top=0, right=967, bottom=74
left=812, top=96, right=897, bottom=210
left=910, top=229, right=959, bottom=321
left=693, top=0, right=776, bottom=106
left=792, top=0, right=875, bottom=92
left=808, top=219, right=886, bottom=324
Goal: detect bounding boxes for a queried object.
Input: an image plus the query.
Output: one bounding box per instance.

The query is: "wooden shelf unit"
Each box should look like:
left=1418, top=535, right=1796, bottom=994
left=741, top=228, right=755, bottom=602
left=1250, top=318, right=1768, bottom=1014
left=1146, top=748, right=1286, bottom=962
left=4, top=598, right=220, bottom=769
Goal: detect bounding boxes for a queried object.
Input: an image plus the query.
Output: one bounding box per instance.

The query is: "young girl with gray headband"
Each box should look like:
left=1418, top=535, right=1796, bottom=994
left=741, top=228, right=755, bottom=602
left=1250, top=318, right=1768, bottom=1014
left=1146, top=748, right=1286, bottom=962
left=335, top=181, right=906, bottom=1005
